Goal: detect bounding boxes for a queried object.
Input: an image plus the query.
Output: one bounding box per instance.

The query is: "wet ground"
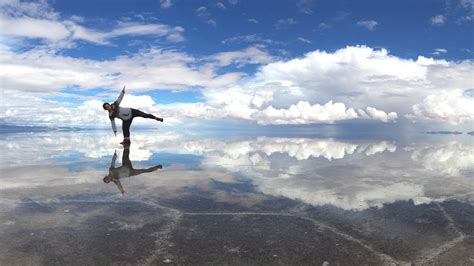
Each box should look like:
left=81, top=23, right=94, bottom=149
left=0, top=130, right=473, bottom=265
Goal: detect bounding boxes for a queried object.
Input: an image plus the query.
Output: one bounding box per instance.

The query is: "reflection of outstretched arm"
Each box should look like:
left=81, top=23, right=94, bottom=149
left=130, top=165, right=162, bottom=177
left=113, top=179, right=125, bottom=195
left=110, top=150, right=117, bottom=168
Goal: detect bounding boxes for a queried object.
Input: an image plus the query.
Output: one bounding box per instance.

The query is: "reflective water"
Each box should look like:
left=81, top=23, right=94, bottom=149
left=0, top=130, right=473, bottom=265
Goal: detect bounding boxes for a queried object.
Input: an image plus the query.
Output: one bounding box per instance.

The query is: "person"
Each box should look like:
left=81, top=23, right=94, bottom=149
left=103, top=148, right=162, bottom=195
left=103, top=86, right=163, bottom=145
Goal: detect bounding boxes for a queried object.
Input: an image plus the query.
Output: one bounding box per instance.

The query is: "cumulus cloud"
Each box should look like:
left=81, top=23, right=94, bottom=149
left=411, top=89, right=474, bottom=125
left=230, top=46, right=472, bottom=125
left=356, top=20, right=378, bottom=30
left=358, top=107, right=398, bottom=123
left=156, top=92, right=396, bottom=125
left=255, top=101, right=359, bottom=125
left=2, top=40, right=473, bottom=126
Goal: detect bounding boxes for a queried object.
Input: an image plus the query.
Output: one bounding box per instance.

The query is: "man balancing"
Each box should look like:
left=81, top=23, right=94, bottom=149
left=103, top=86, right=163, bottom=145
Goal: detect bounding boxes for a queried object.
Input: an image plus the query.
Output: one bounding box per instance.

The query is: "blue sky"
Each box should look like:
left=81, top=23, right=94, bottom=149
left=53, top=0, right=473, bottom=60
left=0, top=0, right=473, bottom=129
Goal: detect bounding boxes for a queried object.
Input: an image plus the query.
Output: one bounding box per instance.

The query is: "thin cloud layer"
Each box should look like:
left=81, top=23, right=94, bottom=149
left=0, top=0, right=185, bottom=45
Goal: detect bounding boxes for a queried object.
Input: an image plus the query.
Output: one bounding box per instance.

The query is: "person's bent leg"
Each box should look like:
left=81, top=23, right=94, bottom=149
left=132, top=109, right=163, bottom=122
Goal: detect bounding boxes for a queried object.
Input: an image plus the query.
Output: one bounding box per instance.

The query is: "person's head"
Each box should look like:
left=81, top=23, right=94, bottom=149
left=103, top=102, right=112, bottom=111
left=103, top=175, right=113, bottom=183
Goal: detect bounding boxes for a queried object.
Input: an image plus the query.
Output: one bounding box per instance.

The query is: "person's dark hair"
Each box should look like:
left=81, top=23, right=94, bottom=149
left=103, top=176, right=111, bottom=183
left=103, top=102, right=110, bottom=110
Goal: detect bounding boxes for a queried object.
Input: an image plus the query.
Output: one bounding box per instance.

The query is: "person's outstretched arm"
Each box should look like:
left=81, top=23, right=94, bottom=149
left=115, top=85, right=126, bottom=105
left=110, top=117, right=117, bottom=136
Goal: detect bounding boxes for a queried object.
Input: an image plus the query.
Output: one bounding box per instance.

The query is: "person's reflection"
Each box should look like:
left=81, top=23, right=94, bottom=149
left=103, top=147, right=162, bottom=195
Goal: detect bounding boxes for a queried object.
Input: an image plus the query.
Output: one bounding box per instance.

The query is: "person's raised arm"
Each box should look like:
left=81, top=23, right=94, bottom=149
left=115, top=85, right=126, bottom=105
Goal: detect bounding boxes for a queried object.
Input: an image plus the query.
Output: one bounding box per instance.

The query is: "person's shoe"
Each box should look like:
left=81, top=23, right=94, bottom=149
left=156, top=117, right=164, bottom=122
left=120, top=139, right=131, bottom=145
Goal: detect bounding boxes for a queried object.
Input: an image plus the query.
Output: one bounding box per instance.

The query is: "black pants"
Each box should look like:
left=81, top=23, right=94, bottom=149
left=122, top=109, right=158, bottom=138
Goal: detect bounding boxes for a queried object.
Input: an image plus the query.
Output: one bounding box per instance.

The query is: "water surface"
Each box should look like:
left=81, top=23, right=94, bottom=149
left=0, top=130, right=473, bottom=265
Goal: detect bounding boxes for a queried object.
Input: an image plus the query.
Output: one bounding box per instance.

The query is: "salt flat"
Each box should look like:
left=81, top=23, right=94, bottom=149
left=0, top=130, right=473, bottom=265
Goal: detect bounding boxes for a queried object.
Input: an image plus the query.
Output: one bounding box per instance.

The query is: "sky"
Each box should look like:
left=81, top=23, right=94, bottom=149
left=0, top=0, right=473, bottom=130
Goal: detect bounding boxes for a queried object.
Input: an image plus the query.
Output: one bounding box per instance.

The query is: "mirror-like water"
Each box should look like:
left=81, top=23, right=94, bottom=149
left=1, top=130, right=473, bottom=265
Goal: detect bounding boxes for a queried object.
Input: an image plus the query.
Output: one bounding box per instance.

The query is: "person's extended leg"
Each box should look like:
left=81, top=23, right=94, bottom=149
left=131, top=109, right=163, bottom=122
left=121, top=119, right=132, bottom=144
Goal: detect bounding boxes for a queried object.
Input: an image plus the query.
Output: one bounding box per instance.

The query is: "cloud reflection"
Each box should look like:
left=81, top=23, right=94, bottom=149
left=1, top=131, right=472, bottom=211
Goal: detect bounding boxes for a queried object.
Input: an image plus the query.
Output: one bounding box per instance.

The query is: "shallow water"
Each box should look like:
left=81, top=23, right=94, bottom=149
left=0, top=130, right=473, bottom=265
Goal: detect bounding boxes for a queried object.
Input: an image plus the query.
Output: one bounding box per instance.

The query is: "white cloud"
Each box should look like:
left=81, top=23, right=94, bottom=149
left=0, top=0, right=59, bottom=20
left=0, top=14, right=70, bottom=41
left=255, top=101, right=359, bottom=125
left=247, top=18, right=258, bottom=24
left=235, top=46, right=472, bottom=125
left=0, top=0, right=185, bottom=46
left=317, top=22, right=331, bottom=31
left=1, top=43, right=473, bottom=126
left=196, top=6, right=208, bottom=17
left=221, top=34, right=276, bottom=46
left=430, top=14, right=445, bottom=26
left=70, top=22, right=185, bottom=44
left=206, top=19, right=217, bottom=27
left=357, top=20, right=378, bottom=30
left=297, top=37, right=311, bottom=44
left=358, top=107, right=398, bottom=123
left=296, top=0, right=314, bottom=14
left=216, top=2, right=226, bottom=9
left=208, top=46, right=275, bottom=67
left=432, top=48, right=447, bottom=55
left=160, top=0, right=172, bottom=9
left=411, top=89, right=474, bottom=125
left=275, top=18, right=297, bottom=29
left=0, top=47, right=243, bottom=93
